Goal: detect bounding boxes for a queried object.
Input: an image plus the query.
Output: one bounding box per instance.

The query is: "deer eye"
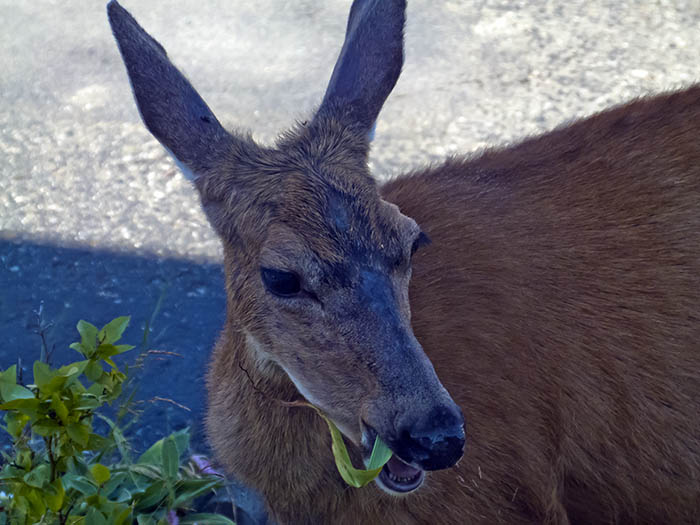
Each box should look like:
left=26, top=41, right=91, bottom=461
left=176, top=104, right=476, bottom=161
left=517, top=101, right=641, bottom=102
left=261, top=268, right=301, bottom=298
left=411, top=231, right=431, bottom=256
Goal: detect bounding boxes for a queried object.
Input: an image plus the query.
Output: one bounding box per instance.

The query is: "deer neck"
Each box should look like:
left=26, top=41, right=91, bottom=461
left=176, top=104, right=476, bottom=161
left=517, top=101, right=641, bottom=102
left=206, top=317, right=343, bottom=511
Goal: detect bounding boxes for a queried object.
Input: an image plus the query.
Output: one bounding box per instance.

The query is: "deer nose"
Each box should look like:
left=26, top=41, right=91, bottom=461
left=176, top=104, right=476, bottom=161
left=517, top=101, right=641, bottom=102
left=389, top=403, right=465, bottom=471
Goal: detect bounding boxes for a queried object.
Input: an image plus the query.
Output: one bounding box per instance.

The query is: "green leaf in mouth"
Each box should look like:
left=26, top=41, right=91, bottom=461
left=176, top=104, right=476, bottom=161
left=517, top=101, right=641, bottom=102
left=367, top=433, right=393, bottom=471
left=300, top=402, right=393, bottom=488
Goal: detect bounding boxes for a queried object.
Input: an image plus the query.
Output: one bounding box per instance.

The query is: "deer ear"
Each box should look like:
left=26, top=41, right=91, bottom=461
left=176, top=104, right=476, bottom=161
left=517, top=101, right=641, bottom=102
left=107, top=0, right=234, bottom=181
left=315, top=0, right=406, bottom=135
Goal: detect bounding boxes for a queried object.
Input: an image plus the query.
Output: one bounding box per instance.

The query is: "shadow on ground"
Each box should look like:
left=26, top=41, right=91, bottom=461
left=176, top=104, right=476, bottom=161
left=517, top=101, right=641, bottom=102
left=0, top=238, right=225, bottom=453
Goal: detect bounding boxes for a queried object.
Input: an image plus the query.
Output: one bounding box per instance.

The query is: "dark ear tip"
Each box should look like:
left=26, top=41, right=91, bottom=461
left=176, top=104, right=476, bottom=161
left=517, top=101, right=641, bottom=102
left=107, top=0, right=132, bottom=32
left=106, top=0, right=124, bottom=20
left=107, top=0, right=168, bottom=59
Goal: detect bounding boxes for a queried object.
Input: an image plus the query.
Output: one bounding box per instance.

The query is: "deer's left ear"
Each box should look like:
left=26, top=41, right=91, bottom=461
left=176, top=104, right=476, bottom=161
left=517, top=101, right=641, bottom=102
left=108, top=0, right=237, bottom=181
left=314, top=0, right=406, bottom=136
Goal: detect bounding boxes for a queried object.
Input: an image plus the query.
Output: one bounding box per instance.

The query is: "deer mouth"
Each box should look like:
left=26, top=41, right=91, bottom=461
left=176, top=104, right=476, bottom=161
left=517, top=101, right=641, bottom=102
left=377, top=454, right=425, bottom=493
left=362, top=425, right=425, bottom=494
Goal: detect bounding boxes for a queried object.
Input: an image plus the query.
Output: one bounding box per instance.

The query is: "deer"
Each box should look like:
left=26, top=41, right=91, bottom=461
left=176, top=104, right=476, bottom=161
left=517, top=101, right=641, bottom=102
left=107, top=0, right=700, bottom=523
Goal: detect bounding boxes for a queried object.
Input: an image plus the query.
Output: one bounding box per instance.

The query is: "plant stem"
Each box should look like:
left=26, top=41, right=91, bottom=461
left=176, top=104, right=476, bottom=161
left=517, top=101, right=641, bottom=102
left=46, top=436, right=56, bottom=482
left=60, top=503, right=74, bottom=525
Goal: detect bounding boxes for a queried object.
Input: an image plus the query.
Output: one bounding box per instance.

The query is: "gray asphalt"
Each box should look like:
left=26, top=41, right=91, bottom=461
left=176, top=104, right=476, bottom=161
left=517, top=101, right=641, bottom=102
left=3, top=0, right=700, bottom=258
left=2, top=0, right=700, bottom=522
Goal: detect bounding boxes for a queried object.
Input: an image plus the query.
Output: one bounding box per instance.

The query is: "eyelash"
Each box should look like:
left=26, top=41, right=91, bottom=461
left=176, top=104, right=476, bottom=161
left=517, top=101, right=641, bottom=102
left=412, top=231, right=431, bottom=255
left=260, top=267, right=301, bottom=298
left=260, top=267, right=323, bottom=305
left=393, top=232, right=431, bottom=268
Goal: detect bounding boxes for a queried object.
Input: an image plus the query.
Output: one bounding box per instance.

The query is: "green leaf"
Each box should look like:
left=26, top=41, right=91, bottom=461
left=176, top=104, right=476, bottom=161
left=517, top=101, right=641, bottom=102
left=91, top=463, right=111, bottom=485
left=62, top=473, right=98, bottom=495
left=44, top=478, right=65, bottom=512
left=136, top=515, right=157, bottom=525
left=77, top=320, right=99, bottom=355
left=23, top=464, right=50, bottom=488
left=32, top=419, right=62, bottom=436
left=104, top=357, right=117, bottom=369
left=0, top=397, right=40, bottom=414
left=0, top=365, right=17, bottom=384
left=86, top=432, right=110, bottom=451
left=171, top=428, right=190, bottom=457
left=179, top=514, right=236, bottom=525
left=25, top=487, right=47, bottom=518
left=138, top=428, right=189, bottom=465
left=161, top=435, right=179, bottom=480
left=114, top=486, right=133, bottom=503
left=69, top=341, right=85, bottom=355
left=57, top=438, right=79, bottom=459
left=35, top=374, right=68, bottom=396
left=172, top=477, right=223, bottom=509
left=137, top=437, right=165, bottom=464
left=87, top=382, right=105, bottom=396
left=133, top=479, right=168, bottom=511
left=96, top=344, right=120, bottom=359
left=4, top=411, right=29, bottom=438
left=66, top=455, right=89, bottom=476
left=96, top=344, right=135, bottom=363
left=86, top=507, right=108, bottom=525
left=0, top=382, right=34, bottom=402
left=98, top=316, right=130, bottom=345
left=51, top=393, right=69, bottom=424
left=74, top=394, right=101, bottom=410
left=308, top=404, right=385, bottom=488
left=18, top=449, right=31, bottom=471
left=67, top=422, right=90, bottom=446
left=367, top=435, right=393, bottom=470
left=33, top=361, right=87, bottom=395
left=32, top=361, right=53, bottom=389
left=57, top=360, right=88, bottom=379
left=0, top=463, right=25, bottom=481
left=113, top=505, right=133, bottom=525
left=85, top=360, right=104, bottom=382
left=101, top=470, right=128, bottom=498
left=67, top=378, right=86, bottom=395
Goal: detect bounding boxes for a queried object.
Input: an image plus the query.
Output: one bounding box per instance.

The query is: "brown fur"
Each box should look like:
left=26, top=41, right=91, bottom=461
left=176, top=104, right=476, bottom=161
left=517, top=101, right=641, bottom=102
left=107, top=1, right=700, bottom=521
left=206, top=87, right=700, bottom=524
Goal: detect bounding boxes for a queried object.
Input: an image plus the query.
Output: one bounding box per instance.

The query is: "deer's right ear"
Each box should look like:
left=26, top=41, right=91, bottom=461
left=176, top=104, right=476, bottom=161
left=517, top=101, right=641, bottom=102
left=314, top=0, right=406, bottom=135
left=107, top=0, right=234, bottom=181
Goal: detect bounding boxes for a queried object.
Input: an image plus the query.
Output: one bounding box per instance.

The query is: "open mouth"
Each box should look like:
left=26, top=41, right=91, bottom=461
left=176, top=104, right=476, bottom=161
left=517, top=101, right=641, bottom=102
left=363, top=425, right=425, bottom=494
left=377, top=454, right=425, bottom=493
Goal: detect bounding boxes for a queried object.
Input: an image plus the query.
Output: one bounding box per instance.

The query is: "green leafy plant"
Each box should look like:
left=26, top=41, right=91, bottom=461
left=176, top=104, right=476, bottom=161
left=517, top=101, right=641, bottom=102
left=0, top=316, right=234, bottom=525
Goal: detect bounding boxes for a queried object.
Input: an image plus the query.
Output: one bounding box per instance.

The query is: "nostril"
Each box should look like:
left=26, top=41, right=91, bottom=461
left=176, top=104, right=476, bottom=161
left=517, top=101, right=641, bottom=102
left=390, top=403, right=466, bottom=471
left=411, top=404, right=464, bottom=443
left=412, top=423, right=465, bottom=447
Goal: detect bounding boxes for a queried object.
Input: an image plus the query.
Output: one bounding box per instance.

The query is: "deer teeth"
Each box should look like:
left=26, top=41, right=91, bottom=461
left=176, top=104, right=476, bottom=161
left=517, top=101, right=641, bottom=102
left=387, top=471, right=420, bottom=483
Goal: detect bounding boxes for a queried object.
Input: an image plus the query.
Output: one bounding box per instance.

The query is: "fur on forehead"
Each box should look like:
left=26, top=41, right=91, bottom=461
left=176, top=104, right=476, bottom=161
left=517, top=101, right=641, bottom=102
left=196, top=117, right=374, bottom=203
left=274, top=118, right=411, bottom=265
left=194, top=117, right=413, bottom=262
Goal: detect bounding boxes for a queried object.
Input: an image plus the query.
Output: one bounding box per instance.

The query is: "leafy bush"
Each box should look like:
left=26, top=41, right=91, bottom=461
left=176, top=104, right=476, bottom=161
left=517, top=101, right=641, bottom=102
left=0, top=316, right=234, bottom=525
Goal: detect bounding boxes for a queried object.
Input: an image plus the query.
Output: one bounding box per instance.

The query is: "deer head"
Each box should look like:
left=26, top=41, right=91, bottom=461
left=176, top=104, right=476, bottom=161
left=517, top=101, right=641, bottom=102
left=108, top=0, right=464, bottom=494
